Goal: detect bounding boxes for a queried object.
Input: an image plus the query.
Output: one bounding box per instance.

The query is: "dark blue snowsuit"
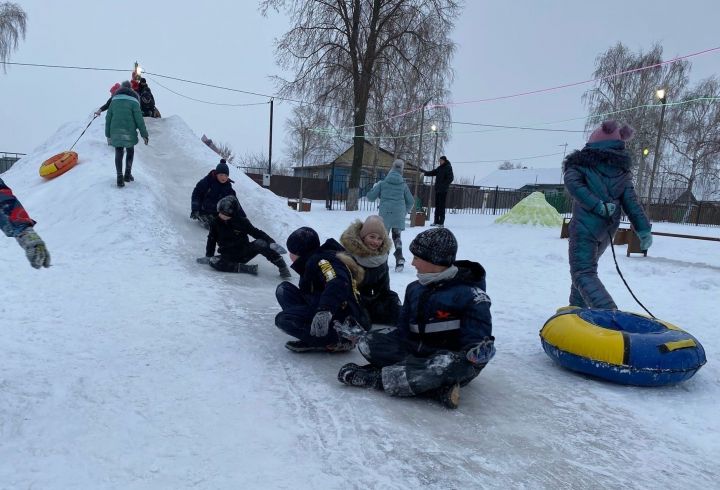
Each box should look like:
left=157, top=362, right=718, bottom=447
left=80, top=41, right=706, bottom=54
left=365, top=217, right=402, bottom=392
left=563, top=140, right=651, bottom=309
left=358, top=260, right=493, bottom=397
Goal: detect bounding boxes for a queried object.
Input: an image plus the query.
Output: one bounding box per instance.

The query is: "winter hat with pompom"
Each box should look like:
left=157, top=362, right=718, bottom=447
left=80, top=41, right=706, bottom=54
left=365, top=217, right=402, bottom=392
left=409, top=228, right=458, bottom=266
left=391, top=159, right=404, bottom=173
left=588, top=120, right=635, bottom=144
left=109, top=82, right=121, bottom=95
left=360, top=215, right=387, bottom=239
left=216, top=160, right=230, bottom=175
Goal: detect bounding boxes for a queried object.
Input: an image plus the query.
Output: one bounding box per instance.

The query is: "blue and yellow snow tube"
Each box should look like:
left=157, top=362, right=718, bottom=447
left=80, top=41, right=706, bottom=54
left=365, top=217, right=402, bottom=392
left=540, top=308, right=706, bottom=386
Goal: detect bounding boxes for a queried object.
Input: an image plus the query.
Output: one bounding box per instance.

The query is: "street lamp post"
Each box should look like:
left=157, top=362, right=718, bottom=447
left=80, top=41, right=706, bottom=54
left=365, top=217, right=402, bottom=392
left=646, top=89, right=668, bottom=205
left=298, top=127, right=307, bottom=211
left=411, top=100, right=430, bottom=226
left=427, top=124, right=440, bottom=219
left=636, top=146, right=650, bottom=199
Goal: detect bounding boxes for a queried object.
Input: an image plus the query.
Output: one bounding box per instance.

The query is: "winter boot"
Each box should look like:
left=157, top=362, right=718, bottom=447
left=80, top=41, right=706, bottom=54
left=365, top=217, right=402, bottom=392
left=427, top=383, right=461, bottom=409
left=272, top=257, right=292, bottom=279
left=394, top=257, right=405, bottom=273
left=285, top=340, right=328, bottom=353
left=123, top=160, right=134, bottom=182
left=338, top=363, right=383, bottom=389
left=325, top=340, right=356, bottom=352
left=116, top=174, right=125, bottom=188
left=235, top=263, right=259, bottom=275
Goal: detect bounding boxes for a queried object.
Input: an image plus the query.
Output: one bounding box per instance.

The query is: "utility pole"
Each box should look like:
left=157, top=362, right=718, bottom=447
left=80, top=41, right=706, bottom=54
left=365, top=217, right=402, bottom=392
left=559, top=143, right=568, bottom=183
left=647, top=89, right=668, bottom=205
left=412, top=100, right=430, bottom=225
left=298, top=127, right=307, bottom=211
left=268, top=98, right=274, bottom=175
left=428, top=125, right=440, bottom=219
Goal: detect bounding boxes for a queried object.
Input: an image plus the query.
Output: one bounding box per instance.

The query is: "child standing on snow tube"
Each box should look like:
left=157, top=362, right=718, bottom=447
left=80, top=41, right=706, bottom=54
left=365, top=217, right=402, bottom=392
left=563, top=120, right=652, bottom=309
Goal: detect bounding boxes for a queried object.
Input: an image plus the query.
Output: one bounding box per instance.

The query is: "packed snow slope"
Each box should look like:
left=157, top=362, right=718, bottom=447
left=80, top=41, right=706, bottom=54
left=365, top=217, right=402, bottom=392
left=1, top=115, right=718, bottom=489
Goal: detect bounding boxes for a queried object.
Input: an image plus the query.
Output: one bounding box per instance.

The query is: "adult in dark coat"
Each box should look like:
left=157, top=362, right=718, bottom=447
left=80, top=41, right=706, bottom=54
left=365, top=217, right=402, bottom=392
left=564, top=120, right=652, bottom=309
left=336, top=228, right=495, bottom=409
left=275, top=227, right=370, bottom=353
left=423, top=155, right=454, bottom=227
left=190, top=159, right=240, bottom=229
left=340, top=216, right=401, bottom=325
left=0, top=177, right=51, bottom=268
left=198, top=195, right=291, bottom=278
left=137, top=78, right=159, bottom=118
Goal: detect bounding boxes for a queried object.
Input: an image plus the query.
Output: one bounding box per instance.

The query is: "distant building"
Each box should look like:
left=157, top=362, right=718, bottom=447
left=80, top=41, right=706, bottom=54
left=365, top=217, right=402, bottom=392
left=477, top=168, right=565, bottom=192
left=0, top=152, right=25, bottom=174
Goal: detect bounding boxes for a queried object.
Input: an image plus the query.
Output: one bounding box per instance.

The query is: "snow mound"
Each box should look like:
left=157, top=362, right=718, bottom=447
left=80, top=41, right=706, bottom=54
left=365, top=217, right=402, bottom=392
left=494, top=191, right=563, bottom=227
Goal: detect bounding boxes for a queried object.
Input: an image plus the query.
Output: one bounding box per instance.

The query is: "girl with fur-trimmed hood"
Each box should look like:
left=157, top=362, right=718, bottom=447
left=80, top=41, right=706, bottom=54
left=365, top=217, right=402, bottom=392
left=340, top=216, right=401, bottom=326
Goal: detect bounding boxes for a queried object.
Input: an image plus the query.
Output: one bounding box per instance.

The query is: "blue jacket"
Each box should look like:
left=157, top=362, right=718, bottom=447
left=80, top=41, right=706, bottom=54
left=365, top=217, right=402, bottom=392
left=0, top=177, right=34, bottom=238
left=366, top=170, right=414, bottom=230
left=191, top=171, right=238, bottom=214
left=397, top=260, right=492, bottom=352
left=291, top=238, right=370, bottom=328
left=564, top=141, right=650, bottom=240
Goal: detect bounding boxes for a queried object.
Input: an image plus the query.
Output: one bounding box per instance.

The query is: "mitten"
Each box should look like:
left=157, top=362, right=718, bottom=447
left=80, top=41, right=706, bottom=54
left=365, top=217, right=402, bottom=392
left=594, top=202, right=617, bottom=217
left=143, top=136, right=149, bottom=145
left=636, top=230, right=653, bottom=251
left=269, top=242, right=287, bottom=255
left=310, top=310, right=333, bottom=337
left=466, top=337, right=496, bottom=365
left=16, top=227, right=51, bottom=269
left=190, top=210, right=199, bottom=220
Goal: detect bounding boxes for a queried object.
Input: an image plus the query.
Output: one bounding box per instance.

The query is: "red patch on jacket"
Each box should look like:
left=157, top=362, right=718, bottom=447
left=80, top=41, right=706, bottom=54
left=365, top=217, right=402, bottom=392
left=436, top=310, right=452, bottom=320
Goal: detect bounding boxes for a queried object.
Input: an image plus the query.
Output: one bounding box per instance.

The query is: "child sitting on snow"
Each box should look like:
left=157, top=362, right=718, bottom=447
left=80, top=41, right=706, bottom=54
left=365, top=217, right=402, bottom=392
left=197, top=195, right=291, bottom=278
left=335, top=227, right=495, bottom=409
left=275, top=226, right=370, bottom=353
left=339, top=215, right=401, bottom=326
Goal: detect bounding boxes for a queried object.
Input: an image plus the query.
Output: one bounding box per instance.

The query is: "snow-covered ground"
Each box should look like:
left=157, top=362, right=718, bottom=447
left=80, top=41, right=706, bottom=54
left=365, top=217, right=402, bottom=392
left=1, top=116, right=718, bottom=489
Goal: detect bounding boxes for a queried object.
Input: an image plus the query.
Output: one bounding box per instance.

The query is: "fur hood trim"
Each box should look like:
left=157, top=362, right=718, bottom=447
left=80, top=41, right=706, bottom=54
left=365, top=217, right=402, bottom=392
left=337, top=252, right=365, bottom=285
left=339, top=220, right=392, bottom=258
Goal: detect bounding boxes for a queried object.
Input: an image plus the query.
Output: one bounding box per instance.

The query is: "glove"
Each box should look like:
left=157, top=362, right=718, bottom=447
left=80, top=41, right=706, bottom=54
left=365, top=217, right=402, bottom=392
left=594, top=202, right=617, bottom=217
left=269, top=242, right=287, bottom=255
left=310, top=310, right=333, bottom=337
left=106, top=137, right=112, bottom=146
left=196, top=256, right=212, bottom=264
left=636, top=230, right=653, bottom=251
left=466, top=337, right=496, bottom=365
left=94, top=110, right=102, bottom=117
left=333, top=317, right=366, bottom=343
left=143, top=136, right=149, bottom=145
left=190, top=210, right=199, bottom=220
left=16, top=227, right=51, bottom=269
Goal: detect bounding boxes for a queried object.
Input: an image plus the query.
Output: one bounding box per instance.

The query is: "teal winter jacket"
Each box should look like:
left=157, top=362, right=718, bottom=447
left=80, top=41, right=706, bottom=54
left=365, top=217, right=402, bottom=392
left=105, top=90, right=148, bottom=148
left=366, top=170, right=414, bottom=230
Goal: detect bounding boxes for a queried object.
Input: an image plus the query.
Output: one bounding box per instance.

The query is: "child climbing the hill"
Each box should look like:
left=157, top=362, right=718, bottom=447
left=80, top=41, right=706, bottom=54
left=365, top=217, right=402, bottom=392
left=339, top=215, right=401, bottom=326
left=197, top=195, right=291, bottom=278
left=1, top=177, right=51, bottom=269
left=275, top=226, right=370, bottom=353
left=335, top=227, right=495, bottom=409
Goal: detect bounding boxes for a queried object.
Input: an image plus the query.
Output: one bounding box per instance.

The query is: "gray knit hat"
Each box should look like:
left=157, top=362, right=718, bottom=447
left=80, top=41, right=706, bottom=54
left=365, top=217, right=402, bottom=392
left=391, top=159, right=404, bottom=173
left=409, top=228, right=457, bottom=266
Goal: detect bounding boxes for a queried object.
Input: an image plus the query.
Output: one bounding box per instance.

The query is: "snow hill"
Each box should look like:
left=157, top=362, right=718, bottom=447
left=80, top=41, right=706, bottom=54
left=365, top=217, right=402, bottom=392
left=1, top=115, right=719, bottom=489
left=494, top=191, right=563, bottom=227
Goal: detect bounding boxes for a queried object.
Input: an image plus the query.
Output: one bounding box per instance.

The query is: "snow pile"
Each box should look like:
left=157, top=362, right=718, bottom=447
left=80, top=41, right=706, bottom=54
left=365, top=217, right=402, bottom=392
left=494, top=191, right=563, bottom=226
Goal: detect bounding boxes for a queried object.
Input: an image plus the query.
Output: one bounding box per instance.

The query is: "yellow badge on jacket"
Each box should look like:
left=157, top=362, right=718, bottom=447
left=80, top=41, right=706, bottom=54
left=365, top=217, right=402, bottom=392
left=319, top=259, right=337, bottom=282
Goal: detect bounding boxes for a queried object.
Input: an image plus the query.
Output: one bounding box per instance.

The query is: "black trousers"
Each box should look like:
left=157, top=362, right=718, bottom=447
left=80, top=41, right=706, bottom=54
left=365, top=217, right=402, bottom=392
left=209, top=240, right=281, bottom=272
left=114, top=146, right=134, bottom=176
left=434, top=191, right=448, bottom=225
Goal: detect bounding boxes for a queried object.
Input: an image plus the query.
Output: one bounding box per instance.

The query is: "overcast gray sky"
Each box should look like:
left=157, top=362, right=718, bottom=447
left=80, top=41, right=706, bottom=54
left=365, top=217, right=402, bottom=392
left=2, top=0, right=718, bottom=179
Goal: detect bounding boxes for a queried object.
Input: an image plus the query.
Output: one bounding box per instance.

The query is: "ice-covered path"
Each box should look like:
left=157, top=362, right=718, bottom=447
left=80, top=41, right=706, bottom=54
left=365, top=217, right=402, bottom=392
left=1, top=116, right=718, bottom=489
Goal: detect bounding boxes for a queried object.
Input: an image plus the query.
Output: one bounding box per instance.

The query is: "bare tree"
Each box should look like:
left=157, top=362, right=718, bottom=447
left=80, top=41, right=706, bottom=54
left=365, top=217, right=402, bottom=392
left=236, top=150, right=269, bottom=173
left=214, top=141, right=236, bottom=164
left=261, top=0, right=462, bottom=209
left=285, top=104, right=348, bottom=167
left=0, top=2, right=26, bottom=72
left=582, top=43, right=690, bottom=194
left=663, top=77, right=720, bottom=215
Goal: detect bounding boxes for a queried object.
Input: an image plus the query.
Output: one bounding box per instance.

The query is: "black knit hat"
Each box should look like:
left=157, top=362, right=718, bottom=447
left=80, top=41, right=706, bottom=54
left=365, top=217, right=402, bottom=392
left=286, top=227, right=320, bottom=257
left=216, top=161, right=230, bottom=175
left=409, top=228, right=457, bottom=266
left=217, top=195, right=240, bottom=217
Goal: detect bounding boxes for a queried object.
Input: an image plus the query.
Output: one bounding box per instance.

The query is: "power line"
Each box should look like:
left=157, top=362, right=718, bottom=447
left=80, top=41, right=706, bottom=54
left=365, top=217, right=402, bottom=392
left=452, top=121, right=585, bottom=133
left=146, top=76, right=270, bottom=107
left=453, top=152, right=565, bottom=164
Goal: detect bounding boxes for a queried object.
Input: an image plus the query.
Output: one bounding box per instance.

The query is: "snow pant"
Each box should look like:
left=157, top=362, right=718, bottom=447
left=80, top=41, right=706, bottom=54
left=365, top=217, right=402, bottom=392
left=209, top=239, right=283, bottom=272
left=114, top=146, right=134, bottom=178
left=363, top=290, right=401, bottom=326
left=434, top=191, right=448, bottom=225
left=390, top=228, right=404, bottom=265
left=568, top=228, right=616, bottom=309
left=274, top=282, right=341, bottom=347
left=358, top=327, right=483, bottom=397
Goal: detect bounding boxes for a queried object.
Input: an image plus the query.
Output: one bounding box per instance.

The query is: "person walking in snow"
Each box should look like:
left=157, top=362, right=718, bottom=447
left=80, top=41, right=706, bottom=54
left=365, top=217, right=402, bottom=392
left=422, top=155, right=454, bottom=228
left=94, top=82, right=122, bottom=116
left=105, top=80, right=148, bottom=187
left=275, top=226, right=370, bottom=353
left=335, top=227, right=495, bottom=409
left=564, top=120, right=652, bottom=309
left=339, top=215, right=401, bottom=326
left=137, top=78, right=160, bottom=118
left=190, top=159, right=239, bottom=229
left=197, top=195, right=291, bottom=278
left=1, top=177, right=51, bottom=269
left=366, top=159, right=414, bottom=272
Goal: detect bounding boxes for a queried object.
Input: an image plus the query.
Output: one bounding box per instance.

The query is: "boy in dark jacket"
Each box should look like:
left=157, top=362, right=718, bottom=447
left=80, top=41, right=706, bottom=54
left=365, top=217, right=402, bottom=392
left=137, top=78, right=159, bottom=118
left=190, top=159, right=240, bottom=229
left=339, top=215, right=401, bottom=325
left=275, top=227, right=370, bottom=353
left=1, top=177, right=51, bottom=269
left=197, top=195, right=291, bottom=278
left=564, top=120, right=652, bottom=309
left=336, top=227, right=495, bottom=409
left=423, top=155, right=454, bottom=227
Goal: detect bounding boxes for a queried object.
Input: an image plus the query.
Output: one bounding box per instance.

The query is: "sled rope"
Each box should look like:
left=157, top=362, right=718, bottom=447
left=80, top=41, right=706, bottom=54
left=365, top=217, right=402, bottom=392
left=68, top=114, right=99, bottom=151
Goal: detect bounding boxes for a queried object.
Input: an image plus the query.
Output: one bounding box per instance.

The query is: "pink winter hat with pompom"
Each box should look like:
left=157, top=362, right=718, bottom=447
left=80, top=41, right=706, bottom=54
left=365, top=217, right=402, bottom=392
left=588, top=120, right=635, bottom=144
left=109, top=82, right=121, bottom=95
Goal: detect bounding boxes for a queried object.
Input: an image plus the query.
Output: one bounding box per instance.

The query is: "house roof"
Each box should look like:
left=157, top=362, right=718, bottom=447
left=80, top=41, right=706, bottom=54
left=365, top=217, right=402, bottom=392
left=477, top=168, right=563, bottom=189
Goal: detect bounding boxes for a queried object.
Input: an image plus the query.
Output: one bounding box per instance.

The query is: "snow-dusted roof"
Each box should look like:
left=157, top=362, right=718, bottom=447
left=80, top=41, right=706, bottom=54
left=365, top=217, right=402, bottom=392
left=478, top=168, right=563, bottom=189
